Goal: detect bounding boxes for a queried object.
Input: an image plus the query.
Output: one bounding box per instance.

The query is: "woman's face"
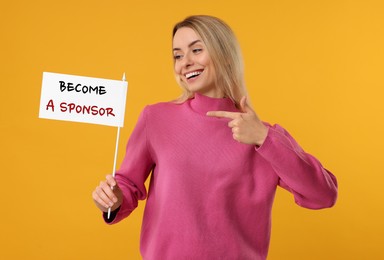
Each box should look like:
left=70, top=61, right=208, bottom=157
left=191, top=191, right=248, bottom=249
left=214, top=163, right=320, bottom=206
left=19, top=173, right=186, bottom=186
left=173, top=27, right=221, bottom=98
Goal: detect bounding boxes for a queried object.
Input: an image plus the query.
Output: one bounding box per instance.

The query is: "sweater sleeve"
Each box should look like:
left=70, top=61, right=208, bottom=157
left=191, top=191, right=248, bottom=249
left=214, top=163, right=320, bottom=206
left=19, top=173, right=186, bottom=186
left=256, top=124, right=338, bottom=209
left=104, top=107, right=155, bottom=224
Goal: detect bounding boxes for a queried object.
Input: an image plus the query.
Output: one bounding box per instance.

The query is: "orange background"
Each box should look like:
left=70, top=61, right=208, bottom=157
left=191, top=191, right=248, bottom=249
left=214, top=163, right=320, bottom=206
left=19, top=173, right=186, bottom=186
left=1, top=0, right=383, bottom=259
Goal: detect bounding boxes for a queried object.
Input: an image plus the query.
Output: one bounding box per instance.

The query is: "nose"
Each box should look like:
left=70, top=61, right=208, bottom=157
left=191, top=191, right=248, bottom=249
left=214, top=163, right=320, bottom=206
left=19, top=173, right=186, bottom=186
left=182, top=52, right=193, bottom=68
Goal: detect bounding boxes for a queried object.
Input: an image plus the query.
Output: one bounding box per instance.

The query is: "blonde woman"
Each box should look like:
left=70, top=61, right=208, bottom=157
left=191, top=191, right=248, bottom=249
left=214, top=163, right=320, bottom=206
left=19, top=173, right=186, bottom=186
left=92, top=15, right=338, bottom=259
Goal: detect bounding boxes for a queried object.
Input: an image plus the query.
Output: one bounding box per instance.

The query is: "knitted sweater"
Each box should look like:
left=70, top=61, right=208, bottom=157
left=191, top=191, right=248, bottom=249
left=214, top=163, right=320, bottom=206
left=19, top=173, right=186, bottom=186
left=105, top=93, right=338, bottom=260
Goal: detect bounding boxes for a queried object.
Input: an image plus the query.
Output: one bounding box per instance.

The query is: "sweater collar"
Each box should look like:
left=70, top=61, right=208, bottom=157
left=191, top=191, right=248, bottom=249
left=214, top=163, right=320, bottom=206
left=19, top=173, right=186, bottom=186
left=189, top=93, right=238, bottom=115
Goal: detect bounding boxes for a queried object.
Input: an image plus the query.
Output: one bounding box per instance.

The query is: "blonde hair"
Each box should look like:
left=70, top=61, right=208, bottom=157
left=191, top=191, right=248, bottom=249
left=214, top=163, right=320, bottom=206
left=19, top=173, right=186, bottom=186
left=172, top=15, right=247, bottom=108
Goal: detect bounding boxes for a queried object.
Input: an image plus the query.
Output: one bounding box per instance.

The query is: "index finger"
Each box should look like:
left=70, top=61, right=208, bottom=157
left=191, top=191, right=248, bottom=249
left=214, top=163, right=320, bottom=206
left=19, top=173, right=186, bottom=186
left=206, top=111, right=241, bottom=119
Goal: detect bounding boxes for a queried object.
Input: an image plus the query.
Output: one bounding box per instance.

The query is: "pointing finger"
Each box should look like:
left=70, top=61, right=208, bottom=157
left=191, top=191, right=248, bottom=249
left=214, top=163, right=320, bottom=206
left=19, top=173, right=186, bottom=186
left=206, top=111, right=241, bottom=119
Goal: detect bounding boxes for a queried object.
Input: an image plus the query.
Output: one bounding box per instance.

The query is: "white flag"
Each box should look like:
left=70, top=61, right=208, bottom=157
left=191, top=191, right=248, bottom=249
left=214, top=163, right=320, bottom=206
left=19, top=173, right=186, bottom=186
left=39, top=72, right=128, bottom=127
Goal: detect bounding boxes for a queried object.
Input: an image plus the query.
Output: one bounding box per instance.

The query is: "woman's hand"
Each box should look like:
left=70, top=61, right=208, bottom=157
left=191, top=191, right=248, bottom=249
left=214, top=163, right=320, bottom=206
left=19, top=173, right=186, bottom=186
left=92, top=175, right=123, bottom=212
left=206, top=96, right=268, bottom=146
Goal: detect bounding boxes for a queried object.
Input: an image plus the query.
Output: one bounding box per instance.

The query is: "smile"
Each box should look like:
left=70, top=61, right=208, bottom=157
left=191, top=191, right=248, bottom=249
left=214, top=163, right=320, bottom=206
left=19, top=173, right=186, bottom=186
left=185, top=70, right=203, bottom=79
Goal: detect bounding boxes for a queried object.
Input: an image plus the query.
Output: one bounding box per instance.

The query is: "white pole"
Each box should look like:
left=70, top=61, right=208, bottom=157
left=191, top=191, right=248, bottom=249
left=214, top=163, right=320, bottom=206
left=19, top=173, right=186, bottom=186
left=107, top=72, right=126, bottom=219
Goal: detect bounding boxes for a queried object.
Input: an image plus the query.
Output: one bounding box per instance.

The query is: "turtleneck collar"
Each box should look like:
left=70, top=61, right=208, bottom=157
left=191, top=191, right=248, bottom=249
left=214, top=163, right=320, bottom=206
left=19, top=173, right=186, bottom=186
left=188, top=93, right=238, bottom=115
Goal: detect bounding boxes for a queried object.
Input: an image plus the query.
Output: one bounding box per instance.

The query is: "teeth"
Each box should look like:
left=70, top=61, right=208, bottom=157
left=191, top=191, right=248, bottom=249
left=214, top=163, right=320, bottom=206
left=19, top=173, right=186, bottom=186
left=186, top=71, right=202, bottom=79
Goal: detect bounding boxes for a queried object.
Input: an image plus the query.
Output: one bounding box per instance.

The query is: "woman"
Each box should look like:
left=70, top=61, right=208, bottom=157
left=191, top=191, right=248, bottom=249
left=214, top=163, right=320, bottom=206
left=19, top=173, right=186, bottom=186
left=92, top=15, right=338, bottom=259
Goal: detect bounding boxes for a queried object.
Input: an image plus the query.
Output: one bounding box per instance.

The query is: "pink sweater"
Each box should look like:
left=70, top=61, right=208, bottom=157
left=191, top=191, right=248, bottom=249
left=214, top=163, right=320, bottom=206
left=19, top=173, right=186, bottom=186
left=105, top=93, right=338, bottom=259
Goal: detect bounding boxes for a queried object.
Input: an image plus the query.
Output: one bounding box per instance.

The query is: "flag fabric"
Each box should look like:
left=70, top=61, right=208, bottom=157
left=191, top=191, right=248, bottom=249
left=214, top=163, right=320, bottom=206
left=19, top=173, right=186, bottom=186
left=39, top=72, right=128, bottom=127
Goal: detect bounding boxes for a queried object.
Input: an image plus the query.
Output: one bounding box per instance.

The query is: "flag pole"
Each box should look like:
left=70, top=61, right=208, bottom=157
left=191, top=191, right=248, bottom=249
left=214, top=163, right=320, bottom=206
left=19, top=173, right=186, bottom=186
left=107, top=72, right=126, bottom=219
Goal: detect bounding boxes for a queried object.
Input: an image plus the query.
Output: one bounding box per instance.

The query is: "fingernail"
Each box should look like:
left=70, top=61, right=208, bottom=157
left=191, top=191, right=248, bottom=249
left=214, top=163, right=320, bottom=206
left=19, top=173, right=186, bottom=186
left=113, top=197, right=118, bottom=203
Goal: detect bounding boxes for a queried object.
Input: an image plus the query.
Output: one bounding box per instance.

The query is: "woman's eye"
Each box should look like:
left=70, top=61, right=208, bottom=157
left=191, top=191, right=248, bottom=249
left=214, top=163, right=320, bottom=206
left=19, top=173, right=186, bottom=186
left=174, top=54, right=182, bottom=60
left=193, top=48, right=202, bottom=54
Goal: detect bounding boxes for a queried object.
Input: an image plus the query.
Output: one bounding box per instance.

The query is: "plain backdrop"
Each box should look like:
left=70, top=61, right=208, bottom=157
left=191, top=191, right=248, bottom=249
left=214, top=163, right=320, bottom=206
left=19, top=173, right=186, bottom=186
left=1, top=0, right=383, bottom=259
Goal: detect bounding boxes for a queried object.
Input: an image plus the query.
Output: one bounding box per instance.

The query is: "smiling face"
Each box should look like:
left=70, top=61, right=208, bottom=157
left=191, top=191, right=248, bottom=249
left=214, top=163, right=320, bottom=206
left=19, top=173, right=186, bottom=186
left=173, top=27, right=222, bottom=98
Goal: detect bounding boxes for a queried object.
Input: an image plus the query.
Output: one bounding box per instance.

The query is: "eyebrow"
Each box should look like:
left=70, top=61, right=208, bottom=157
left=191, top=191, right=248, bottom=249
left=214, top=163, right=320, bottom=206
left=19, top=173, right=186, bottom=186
left=173, top=40, right=202, bottom=51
